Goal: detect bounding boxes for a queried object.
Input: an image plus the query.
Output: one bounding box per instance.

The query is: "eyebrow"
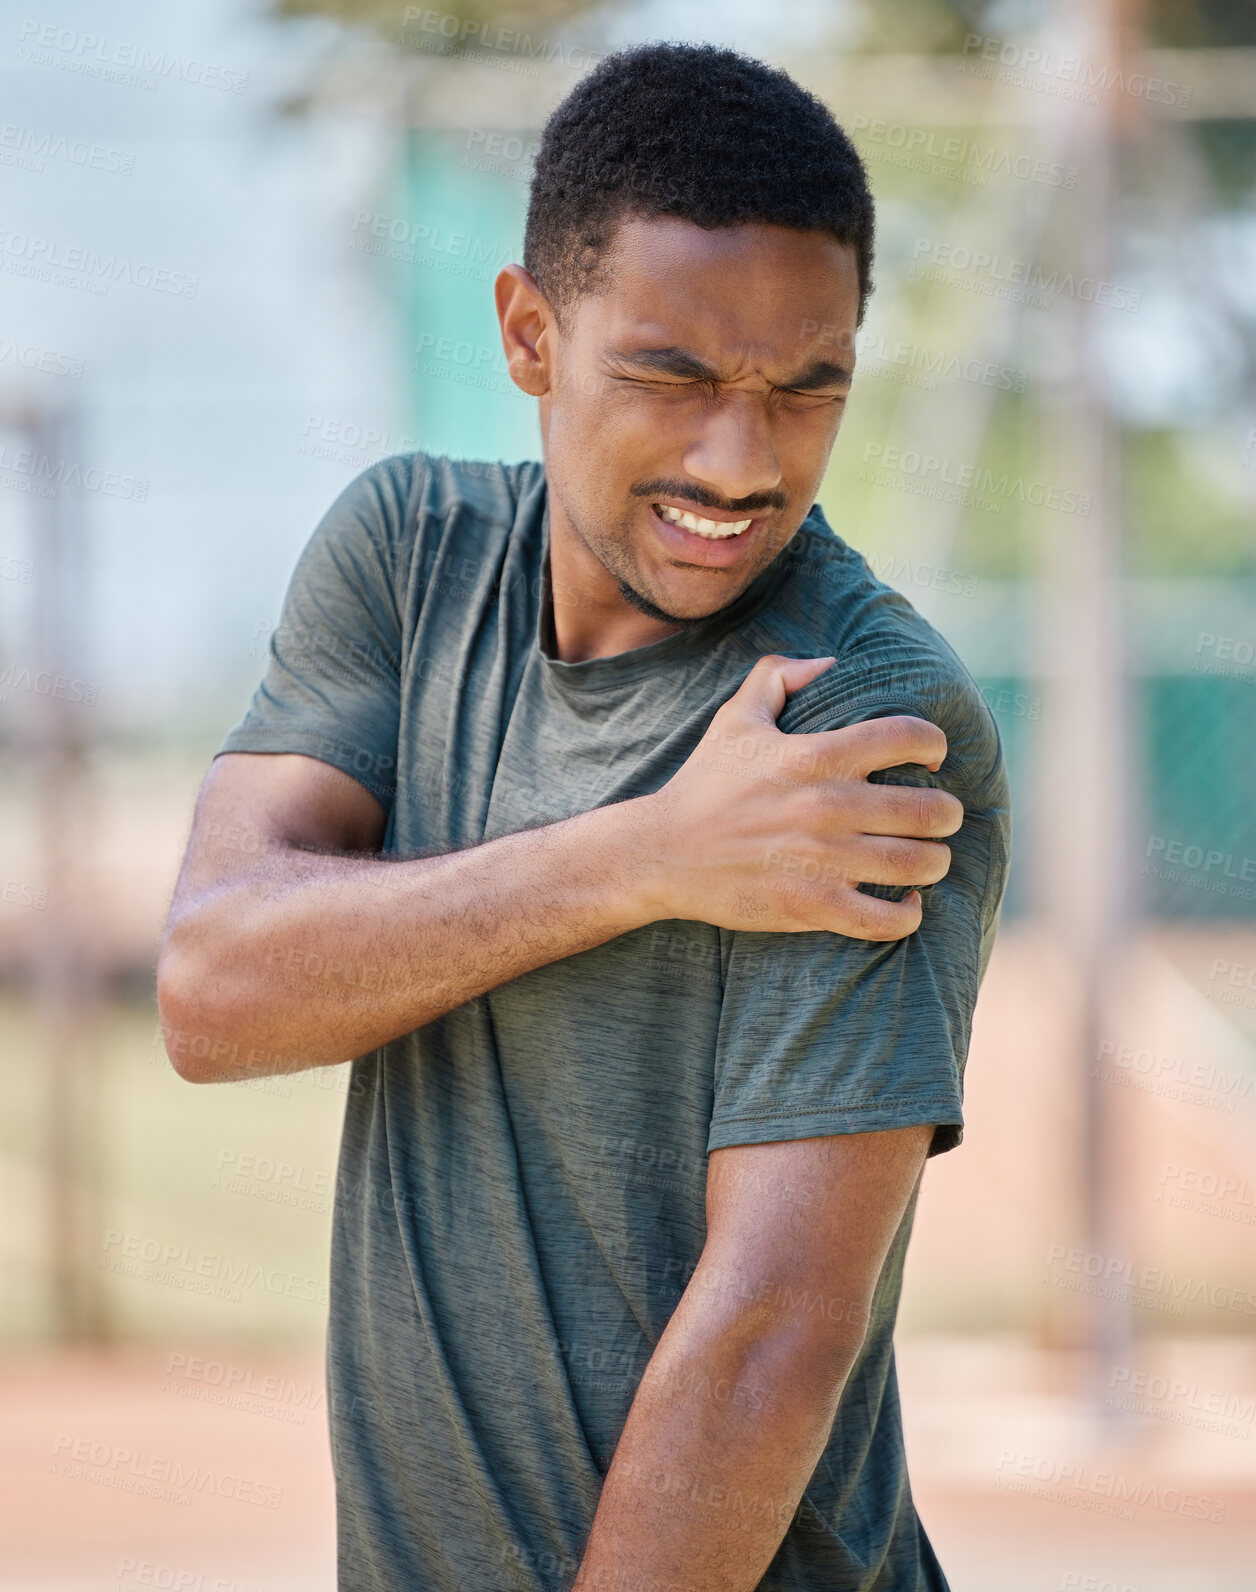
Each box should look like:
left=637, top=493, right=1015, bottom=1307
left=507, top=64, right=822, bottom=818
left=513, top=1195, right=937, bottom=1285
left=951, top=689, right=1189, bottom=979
left=609, top=346, right=853, bottom=390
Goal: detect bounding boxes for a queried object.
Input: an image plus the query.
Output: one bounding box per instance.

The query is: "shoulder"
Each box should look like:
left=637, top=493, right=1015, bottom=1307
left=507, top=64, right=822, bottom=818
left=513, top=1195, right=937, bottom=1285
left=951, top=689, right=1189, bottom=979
left=407, top=451, right=546, bottom=531
left=329, top=447, right=542, bottom=530
left=765, top=517, right=1007, bottom=818
left=302, top=452, right=546, bottom=602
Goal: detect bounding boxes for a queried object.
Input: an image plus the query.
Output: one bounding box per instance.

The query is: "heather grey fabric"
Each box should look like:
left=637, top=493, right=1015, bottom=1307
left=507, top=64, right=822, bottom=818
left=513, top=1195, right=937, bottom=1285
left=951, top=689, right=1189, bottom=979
left=219, top=451, right=1011, bottom=1592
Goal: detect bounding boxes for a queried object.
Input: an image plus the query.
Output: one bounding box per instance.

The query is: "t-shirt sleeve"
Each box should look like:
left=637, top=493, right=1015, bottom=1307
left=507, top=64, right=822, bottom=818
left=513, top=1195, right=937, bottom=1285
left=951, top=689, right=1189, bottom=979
left=707, top=639, right=1012, bottom=1159
left=215, top=455, right=414, bottom=811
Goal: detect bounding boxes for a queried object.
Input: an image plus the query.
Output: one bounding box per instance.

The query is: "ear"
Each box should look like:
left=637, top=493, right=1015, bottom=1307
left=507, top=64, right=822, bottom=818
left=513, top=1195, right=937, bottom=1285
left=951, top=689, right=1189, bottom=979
left=495, top=264, right=554, bottom=398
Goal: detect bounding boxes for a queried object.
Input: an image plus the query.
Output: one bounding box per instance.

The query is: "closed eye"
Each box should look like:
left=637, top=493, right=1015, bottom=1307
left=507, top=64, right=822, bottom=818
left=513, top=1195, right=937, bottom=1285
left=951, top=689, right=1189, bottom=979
left=614, top=371, right=719, bottom=398
left=776, top=386, right=847, bottom=406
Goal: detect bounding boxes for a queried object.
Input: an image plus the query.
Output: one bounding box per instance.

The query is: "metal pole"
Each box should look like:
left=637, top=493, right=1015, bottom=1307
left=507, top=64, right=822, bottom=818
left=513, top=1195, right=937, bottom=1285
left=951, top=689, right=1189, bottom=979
left=24, top=399, right=106, bottom=1342
left=1034, top=0, right=1141, bottom=1409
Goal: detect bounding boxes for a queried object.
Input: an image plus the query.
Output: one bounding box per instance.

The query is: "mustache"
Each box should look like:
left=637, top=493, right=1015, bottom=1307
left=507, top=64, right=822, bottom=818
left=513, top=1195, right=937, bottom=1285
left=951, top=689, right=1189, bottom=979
left=629, top=478, right=788, bottom=515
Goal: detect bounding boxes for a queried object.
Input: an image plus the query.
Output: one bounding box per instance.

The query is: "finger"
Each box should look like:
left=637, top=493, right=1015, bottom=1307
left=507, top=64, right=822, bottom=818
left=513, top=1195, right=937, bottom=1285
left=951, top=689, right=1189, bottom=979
left=844, top=836, right=952, bottom=889
left=796, top=714, right=949, bottom=778
left=826, top=886, right=924, bottom=942
left=841, top=781, right=965, bottom=839
left=729, top=654, right=836, bottom=728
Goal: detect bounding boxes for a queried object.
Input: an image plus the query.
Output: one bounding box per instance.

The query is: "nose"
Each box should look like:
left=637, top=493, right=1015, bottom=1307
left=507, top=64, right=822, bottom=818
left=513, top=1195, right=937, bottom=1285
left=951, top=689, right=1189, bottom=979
left=680, top=390, right=783, bottom=506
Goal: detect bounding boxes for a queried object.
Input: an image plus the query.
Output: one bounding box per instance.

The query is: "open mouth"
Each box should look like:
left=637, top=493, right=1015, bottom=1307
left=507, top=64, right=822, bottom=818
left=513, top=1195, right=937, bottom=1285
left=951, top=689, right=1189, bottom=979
left=653, top=503, right=754, bottom=540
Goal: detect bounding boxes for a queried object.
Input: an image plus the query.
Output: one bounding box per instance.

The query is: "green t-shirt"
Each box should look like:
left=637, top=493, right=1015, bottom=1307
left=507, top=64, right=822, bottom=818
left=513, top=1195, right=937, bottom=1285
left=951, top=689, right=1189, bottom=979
left=219, top=451, right=1011, bottom=1592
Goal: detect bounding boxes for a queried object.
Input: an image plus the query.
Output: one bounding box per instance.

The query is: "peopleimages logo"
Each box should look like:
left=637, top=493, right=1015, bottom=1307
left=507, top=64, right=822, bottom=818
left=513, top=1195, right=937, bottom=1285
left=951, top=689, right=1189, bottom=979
left=0, top=664, right=97, bottom=704
left=349, top=210, right=514, bottom=274
left=0, top=334, right=84, bottom=378
left=16, top=21, right=249, bottom=93
left=851, top=115, right=1078, bottom=189
left=911, top=237, right=1141, bottom=311
left=994, top=1450, right=1224, bottom=1521
left=1042, top=1243, right=1256, bottom=1318
left=401, top=7, right=601, bottom=70
left=0, top=229, right=198, bottom=297
left=115, top=1560, right=266, bottom=1592
left=861, top=442, right=1091, bottom=515
left=847, top=327, right=1027, bottom=393
left=0, top=442, right=148, bottom=499
left=50, top=1434, right=281, bottom=1509
left=1106, top=1364, right=1254, bottom=1436
left=1094, top=1037, right=1251, bottom=1113
left=960, top=32, right=1191, bottom=108
left=0, top=121, right=135, bottom=175
left=99, top=1229, right=329, bottom=1305
left=1194, top=630, right=1256, bottom=680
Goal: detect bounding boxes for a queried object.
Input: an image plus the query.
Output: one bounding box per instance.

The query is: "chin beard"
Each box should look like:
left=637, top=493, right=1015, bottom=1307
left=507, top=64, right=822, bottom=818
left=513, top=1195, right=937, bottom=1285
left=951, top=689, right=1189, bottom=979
left=614, top=576, right=707, bottom=627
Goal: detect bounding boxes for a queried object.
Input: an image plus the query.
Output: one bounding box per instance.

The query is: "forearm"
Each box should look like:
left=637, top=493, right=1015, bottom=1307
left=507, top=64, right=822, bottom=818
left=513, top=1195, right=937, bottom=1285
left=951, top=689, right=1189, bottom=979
left=573, top=1298, right=857, bottom=1592
left=158, top=794, right=661, bottom=1080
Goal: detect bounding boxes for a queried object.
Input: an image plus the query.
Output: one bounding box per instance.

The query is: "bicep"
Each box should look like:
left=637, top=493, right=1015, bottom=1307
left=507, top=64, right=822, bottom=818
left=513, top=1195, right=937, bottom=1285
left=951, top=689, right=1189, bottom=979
left=168, top=752, right=387, bottom=917
left=699, top=1126, right=932, bottom=1345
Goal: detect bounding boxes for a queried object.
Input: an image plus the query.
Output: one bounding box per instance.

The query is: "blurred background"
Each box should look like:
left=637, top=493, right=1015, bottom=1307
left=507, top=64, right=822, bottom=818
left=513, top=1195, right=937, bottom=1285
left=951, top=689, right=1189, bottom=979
left=2, top=0, right=1254, bottom=1586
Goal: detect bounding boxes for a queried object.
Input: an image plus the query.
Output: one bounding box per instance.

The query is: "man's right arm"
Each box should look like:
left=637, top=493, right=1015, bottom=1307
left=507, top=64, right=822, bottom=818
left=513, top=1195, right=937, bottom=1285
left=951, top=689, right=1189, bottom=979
left=156, top=654, right=963, bottom=1083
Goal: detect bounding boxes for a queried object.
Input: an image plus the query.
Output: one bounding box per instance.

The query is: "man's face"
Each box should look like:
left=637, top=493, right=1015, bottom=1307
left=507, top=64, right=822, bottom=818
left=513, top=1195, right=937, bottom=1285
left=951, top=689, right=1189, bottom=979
left=539, top=216, right=860, bottom=624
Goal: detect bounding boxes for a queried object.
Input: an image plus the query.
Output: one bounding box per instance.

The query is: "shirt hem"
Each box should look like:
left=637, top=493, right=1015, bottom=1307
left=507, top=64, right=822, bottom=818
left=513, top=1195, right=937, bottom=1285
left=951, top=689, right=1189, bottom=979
left=214, top=730, right=397, bottom=805
left=707, top=1100, right=964, bottom=1152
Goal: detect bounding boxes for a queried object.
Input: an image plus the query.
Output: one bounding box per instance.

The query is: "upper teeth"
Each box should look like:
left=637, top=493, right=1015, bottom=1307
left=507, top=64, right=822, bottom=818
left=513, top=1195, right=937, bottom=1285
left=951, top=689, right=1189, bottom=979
left=657, top=504, right=753, bottom=539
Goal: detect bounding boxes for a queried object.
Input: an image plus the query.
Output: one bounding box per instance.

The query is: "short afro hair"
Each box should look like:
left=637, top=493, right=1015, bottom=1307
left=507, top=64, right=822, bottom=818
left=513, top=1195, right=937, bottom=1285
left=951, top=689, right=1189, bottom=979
left=524, top=42, right=875, bottom=327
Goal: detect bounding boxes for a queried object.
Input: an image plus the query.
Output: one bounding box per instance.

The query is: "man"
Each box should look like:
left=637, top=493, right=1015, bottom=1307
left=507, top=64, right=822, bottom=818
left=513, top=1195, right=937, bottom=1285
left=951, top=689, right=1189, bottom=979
left=158, top=41, right=1010, bottom=1592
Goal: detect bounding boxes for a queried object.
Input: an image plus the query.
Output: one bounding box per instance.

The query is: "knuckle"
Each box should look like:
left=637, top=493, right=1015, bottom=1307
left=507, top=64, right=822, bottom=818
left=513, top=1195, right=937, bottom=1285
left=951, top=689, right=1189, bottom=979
left=892, top=714, right=932, bottom=758
left=823, top=831, right=856, bottom=872
left=834, top=716, right=874, bottom=758
left=778, top=737, right=813, bottom=777
left=920, top=789, right=962, bottom=835
left=799, top=780, right=834, bottom=823
left=854, top=894, right=893, bottom=939
left=913, top=721, right=947, bottom=768
left=865, top=888, right=922, bottom=940
left=862, top=713, right=946, bottom=771
left=864, top=715, right=906, bottom=757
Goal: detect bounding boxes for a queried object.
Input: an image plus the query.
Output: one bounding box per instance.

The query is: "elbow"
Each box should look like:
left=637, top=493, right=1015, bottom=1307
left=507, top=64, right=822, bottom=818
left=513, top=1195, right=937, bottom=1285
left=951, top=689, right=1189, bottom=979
left=805, top=1318, right=871, bottom=1405
left=677, top=1292, right=870, bottom=1423
left=738, top=1298, right=872, bottom=1413
left=155, top=927, right=242, bottom=1084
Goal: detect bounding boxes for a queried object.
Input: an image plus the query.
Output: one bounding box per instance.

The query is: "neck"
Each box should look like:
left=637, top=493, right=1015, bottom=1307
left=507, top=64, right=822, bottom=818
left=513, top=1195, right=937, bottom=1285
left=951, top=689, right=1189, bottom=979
left=544, top=496, right=685, bottom=665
